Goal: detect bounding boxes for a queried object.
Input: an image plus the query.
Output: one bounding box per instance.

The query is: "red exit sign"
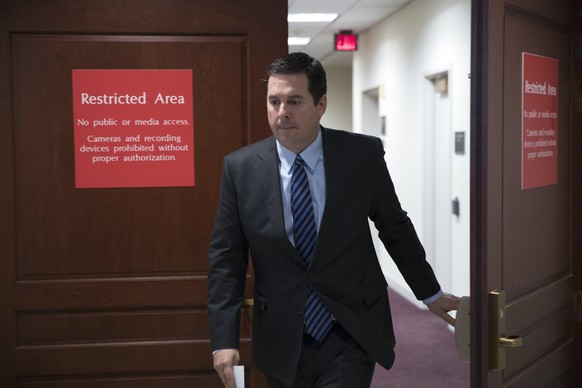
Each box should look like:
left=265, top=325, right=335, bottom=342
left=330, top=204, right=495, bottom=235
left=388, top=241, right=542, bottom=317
left=335, top=33, right=358, bottom=51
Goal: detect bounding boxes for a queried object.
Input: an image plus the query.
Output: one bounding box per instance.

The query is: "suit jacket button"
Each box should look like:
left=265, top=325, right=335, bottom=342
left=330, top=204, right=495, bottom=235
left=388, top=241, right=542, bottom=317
left=307, top=272, right=313, bottom=279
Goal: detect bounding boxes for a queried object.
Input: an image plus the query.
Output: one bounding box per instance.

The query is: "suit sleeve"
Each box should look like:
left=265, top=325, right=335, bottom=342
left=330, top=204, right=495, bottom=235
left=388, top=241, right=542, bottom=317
left=368, top=138, right=441, bottom=301
left=207, top=157, right=249, bottom=351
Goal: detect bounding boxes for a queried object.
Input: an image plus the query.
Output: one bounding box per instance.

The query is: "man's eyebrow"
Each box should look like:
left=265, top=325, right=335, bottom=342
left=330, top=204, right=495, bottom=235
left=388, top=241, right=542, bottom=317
left=268, top=94, right=306, bottom=100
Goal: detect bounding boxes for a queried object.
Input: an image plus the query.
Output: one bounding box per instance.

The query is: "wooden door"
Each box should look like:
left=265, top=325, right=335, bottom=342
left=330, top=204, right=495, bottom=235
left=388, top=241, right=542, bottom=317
left=471, top=0, right=582, bottom=386
left=0, top=1, right=286, bottom=387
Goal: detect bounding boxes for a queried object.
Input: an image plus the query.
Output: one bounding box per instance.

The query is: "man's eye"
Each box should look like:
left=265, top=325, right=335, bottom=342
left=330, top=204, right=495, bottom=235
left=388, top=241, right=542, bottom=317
left=289, top=100, right=301, bottom=105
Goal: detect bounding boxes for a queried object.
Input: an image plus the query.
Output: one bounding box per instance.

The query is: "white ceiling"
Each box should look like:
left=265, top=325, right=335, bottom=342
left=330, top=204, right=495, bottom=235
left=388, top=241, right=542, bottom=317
left=288, top=0, right=412, bottom=66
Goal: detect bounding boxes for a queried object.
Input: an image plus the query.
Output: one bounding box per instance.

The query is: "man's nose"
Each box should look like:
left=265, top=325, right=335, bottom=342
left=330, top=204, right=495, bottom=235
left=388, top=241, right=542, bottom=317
left=278, top=104, right=291, bottom=119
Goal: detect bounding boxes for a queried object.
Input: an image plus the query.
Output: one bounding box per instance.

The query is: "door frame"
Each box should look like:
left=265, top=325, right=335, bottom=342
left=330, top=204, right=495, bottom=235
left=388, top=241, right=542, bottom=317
left=469, top=1, right=490, bottom=384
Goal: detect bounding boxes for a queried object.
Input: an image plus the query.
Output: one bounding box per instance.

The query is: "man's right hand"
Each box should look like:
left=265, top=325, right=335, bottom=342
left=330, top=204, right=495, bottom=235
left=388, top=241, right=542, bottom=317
left=213, top=349, right=240, bottom=388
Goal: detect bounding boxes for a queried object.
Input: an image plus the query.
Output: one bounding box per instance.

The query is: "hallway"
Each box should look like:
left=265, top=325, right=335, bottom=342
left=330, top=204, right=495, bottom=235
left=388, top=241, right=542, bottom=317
left=371, top=289, right=470, bottom=387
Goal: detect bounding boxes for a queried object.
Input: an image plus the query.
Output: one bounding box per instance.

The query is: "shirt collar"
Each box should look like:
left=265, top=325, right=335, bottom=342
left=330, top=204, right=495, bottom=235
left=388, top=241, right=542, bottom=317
left=276, top=129, right=323, bottom=174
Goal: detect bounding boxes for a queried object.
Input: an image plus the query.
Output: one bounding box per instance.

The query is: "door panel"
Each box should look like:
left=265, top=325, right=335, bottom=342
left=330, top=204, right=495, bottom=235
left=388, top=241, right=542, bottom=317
left=502, top=10, right=570, bottom=296
left=471, top=0, right=580, bottom=386
left=501, top=7, right=573, bottom=384
left=0, top=2, right=286, bottom=387
left=13, top=35, right=243, bottom=278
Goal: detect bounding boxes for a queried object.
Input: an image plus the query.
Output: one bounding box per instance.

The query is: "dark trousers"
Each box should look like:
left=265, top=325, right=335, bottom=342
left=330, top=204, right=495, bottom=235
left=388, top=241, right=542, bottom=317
left=267, top=325, right=375, bottom=388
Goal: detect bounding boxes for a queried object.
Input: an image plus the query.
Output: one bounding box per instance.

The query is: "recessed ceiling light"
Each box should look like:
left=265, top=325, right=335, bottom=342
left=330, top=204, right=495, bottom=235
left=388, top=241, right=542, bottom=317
left=288, top=13, right=338, bottom=23
left=288, top=37, right=312, bottom=46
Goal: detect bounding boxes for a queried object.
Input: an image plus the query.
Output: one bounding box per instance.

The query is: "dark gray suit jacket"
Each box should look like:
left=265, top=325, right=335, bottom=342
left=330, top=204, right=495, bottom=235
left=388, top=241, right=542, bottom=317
left=207, top=127, right=440, bottom=385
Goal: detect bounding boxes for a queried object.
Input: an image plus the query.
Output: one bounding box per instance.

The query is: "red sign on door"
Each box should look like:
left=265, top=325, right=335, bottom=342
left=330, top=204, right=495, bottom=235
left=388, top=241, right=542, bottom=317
left=72, top=69, right=195, bottom=188
left=521, top=53, right=558, bottom=190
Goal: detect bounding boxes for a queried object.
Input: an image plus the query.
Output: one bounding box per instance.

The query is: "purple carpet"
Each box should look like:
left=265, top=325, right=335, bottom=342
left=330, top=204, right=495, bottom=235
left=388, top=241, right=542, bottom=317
left=371, top=289, right=470, bottom=387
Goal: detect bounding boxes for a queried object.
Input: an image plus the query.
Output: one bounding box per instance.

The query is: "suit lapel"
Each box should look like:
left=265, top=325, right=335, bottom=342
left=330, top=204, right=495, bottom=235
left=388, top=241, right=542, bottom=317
left=255, top=137, right=303, bottom=260
left=314, top=128, right=346, bottom=259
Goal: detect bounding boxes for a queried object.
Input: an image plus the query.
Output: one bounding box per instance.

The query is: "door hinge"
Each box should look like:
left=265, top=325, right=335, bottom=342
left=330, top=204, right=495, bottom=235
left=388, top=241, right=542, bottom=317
left=575, top=291, right=582, bottom=323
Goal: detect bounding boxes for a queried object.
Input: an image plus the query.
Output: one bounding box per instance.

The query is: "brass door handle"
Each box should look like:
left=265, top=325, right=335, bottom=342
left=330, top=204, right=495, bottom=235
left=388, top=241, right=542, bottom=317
left=489, top=290, right=523, bottom=371
left=499, top=336, right=522, bottom=348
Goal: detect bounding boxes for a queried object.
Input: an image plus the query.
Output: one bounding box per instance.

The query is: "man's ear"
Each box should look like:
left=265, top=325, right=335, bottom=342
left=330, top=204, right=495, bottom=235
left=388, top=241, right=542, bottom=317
left=317, top=95, right=327, bottom=118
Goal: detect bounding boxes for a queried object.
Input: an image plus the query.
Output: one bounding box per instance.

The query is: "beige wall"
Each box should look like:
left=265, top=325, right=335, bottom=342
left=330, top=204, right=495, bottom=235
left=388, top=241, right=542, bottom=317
left=321, top=66, right=353, bottom=131
left=353, top=0, right=472, bottom=303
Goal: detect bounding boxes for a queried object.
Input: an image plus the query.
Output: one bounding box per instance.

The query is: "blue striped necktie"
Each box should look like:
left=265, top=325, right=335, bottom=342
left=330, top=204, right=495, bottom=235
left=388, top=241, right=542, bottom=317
left=291, top=154, right=334, bottom=342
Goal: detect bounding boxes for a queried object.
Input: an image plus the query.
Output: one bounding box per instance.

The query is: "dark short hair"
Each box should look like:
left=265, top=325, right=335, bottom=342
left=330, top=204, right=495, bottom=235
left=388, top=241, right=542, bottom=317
left=265, top=52, right=327, bottom=105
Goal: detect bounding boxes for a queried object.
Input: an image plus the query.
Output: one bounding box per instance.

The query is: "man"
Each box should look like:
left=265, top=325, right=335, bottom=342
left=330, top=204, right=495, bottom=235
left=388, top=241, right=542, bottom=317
left=208, top=52, right=460, bottom=388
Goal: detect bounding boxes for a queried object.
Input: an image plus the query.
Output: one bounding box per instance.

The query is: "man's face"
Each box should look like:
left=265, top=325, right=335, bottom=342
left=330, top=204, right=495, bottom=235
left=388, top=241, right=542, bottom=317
left=266, top=73, right=326, bottom=154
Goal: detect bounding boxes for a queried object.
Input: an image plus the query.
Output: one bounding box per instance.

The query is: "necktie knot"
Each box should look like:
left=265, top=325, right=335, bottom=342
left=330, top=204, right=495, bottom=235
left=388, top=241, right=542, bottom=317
left=292, top=154, right=306, bottom=174
left=295, top=154, right=304, bottom=163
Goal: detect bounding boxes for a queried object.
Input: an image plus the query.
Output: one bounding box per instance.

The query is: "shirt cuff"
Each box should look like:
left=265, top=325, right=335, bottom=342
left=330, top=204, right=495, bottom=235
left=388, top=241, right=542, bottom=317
left=422, top=289, right=443, bottom=305
left=212, top=348, right=239, bottom=356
